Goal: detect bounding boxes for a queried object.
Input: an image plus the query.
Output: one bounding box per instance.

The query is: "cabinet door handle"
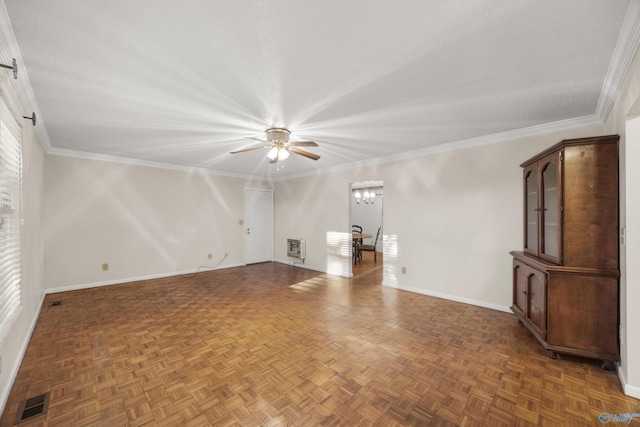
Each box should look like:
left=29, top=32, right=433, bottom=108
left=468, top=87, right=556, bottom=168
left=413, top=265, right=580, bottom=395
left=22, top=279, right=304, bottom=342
left=522, top=290, right=527, bottom=295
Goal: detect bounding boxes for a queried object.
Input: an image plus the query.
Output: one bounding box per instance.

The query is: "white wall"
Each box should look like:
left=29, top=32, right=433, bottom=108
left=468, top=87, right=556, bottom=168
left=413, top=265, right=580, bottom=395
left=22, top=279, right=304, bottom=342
left=623, top=116, right=640, bottom=398
left=272, top=39, right=640, bottom=396
left=274, top=171, right=354, bottom=274
left=602, top=41, right=640, bottom=398
left=0, top=76, right=46, bottom=414
left=44, top=156, right=271, bottom=290
left=274, top=125, right=605, bottom=310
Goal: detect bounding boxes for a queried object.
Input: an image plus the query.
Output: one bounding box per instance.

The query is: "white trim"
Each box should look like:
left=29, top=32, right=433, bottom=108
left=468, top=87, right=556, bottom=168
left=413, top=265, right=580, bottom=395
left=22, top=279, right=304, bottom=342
left=624, top=384, right=640, bottom=400
left=48, top=147, right=271, bottom=181
left=617, top=365, right=640, bottom=399
left=0, top=292, right=45, bottom=416
left=597, top=0, right=640, bottom=122
left=40, top=112, right=603, bottom=184
left=45, top=263, right=244, bottom=295
left=382, top=280, right=512, bottom=313
left=273, top=258, right=327, bottom=274
left=268, top=114, right=604, bottom=182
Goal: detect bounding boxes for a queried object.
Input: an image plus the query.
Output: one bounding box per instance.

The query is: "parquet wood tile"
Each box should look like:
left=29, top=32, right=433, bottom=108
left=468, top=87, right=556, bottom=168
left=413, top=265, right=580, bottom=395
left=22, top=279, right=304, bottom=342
left=1, top=259, right=639, bottom=426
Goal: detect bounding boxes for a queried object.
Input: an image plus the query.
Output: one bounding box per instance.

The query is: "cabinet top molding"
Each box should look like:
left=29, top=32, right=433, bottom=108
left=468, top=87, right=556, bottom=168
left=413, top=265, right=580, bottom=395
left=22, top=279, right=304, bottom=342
left=520, top=134, right=619, bottom=168
left=510, top=251, right=620, bottom=278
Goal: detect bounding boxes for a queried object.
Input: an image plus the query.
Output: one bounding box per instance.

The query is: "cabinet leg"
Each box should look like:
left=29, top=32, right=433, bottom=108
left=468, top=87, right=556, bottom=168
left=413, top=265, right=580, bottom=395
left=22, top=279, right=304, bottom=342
left=548, top=351, right=558, bottom=360
left=600, top=360, right=616, bottom=371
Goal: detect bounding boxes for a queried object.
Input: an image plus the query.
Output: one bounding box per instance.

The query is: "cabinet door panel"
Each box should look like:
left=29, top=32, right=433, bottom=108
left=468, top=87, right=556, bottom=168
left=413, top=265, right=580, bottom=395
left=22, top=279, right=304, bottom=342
left=526, top=268, right=547, bottom=338
left=512, top=260, right=527, bottom=317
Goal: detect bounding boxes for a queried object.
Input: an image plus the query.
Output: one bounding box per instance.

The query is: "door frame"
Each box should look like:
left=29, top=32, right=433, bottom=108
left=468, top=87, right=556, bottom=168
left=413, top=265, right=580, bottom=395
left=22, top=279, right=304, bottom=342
left=349, top=180, right=384, bottom=276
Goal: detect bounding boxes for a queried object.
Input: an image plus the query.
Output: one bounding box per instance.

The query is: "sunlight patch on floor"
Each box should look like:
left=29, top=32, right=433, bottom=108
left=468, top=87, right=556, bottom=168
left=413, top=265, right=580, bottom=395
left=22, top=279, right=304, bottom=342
left=288, top=276, right=327, bottom=293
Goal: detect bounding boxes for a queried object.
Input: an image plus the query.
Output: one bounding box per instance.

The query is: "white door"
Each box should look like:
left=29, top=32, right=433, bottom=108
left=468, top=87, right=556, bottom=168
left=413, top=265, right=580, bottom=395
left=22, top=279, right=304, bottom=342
left=244, top=188, right=274, bottom=264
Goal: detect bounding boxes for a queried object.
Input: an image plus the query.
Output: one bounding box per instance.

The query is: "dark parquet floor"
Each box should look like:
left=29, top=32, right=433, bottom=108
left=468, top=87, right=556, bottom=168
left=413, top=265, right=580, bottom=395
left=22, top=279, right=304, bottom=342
left=1, top=256, right=638, bottom=426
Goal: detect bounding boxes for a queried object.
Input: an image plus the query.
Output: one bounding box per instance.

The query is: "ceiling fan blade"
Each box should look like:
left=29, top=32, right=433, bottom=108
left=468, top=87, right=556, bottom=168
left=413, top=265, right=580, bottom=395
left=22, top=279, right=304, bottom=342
left=245, top=136, right=268, bottom=143
left=289, top=141, right=318, bottom=147
left=290, top=148, right=320, bottom=160
left=229, top=145, right=269, bottom=154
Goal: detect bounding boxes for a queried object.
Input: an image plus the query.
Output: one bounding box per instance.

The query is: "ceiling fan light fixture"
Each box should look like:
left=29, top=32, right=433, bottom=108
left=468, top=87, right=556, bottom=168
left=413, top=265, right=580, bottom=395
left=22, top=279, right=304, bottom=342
left=278, top=149, right=290, bottom=161
left=230, top=127, right=320, bottom=166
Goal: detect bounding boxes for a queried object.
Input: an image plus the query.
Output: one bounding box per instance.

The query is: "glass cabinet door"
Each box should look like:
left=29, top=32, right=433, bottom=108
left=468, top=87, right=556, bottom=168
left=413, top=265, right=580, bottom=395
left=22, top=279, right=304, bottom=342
left=540, top=152, right=562, bottom=263
left=524, top=167, right=538, bottom=255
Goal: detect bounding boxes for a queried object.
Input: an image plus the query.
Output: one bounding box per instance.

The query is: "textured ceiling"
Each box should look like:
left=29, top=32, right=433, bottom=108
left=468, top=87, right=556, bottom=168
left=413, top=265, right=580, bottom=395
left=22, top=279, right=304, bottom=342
left=1, top=0, right=637, bottom=179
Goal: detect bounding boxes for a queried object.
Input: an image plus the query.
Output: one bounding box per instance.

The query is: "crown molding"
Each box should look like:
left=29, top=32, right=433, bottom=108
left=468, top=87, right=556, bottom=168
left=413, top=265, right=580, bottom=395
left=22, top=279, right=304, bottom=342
left=269, top=113, right=604, bottom=182
left=596, top=0, right=640, bottom=122
left=0, top=0, right=52, bottom=152
left=47, top=147, right=271, bottom=181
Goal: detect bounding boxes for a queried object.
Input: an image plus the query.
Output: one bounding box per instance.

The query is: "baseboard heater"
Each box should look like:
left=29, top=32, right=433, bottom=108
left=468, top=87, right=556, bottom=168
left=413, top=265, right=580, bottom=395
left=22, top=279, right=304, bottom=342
left=287, top=238, right=306, bottom=261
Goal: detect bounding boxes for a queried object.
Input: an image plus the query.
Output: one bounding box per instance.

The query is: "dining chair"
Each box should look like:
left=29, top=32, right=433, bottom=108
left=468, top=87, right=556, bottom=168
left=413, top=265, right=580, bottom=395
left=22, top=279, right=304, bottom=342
left=352, top=225, right=363, bottom=264
left=359, top=227, right=381, bottom=263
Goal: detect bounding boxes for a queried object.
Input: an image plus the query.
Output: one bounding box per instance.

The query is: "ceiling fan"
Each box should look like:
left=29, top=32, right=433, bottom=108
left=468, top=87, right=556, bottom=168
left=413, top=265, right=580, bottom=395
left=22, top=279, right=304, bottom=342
left=229, top=128, right=320, bottom=164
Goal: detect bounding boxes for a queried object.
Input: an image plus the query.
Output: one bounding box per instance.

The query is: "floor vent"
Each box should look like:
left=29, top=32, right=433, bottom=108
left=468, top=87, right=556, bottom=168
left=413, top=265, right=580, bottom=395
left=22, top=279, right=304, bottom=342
left=14, top=392, right=50, bottom=424
left=50, top=301, right=62, bottom=307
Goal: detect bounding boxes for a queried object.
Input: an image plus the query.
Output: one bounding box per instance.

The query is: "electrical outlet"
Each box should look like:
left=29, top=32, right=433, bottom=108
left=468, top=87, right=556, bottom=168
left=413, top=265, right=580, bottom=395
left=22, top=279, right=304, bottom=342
left=620, top=325, right=624, bottom=345
left=621, top=227, right=626, bottom=245
left=102, top=263, right=109, bottom=271
left=401, top=267, right=406, bottom=275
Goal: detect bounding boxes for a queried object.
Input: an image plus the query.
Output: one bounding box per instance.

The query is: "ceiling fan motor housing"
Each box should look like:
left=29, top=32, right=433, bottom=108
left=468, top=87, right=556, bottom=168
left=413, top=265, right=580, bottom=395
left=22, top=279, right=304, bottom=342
left=266, top=128, right=290, bottom=144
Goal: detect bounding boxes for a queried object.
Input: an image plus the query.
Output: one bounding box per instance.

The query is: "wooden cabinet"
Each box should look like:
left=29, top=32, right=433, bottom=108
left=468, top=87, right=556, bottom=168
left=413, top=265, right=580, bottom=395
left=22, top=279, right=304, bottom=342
left=511, top=135, right=620, bottom=364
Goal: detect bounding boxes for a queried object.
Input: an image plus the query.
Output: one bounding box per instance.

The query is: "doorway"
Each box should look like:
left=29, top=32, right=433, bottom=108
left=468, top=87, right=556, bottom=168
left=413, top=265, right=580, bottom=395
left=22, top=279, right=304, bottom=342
left=244, top=188, right=274, bottom=264
left=350, top=180, right=383, bottom=275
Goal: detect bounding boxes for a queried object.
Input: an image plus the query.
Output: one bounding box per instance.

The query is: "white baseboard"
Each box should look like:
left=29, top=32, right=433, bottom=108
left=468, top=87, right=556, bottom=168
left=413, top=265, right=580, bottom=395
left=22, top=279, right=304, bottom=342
left=625, top=383, right=640, bottom=399
left=382, top=280, right=511, bottom=313
left=273, top=259, right=327, bottom=274
left=45, top=263, right=245, bottom=295
left=0, top=292, right=46, bottom=416
left=618, top=365, right=640, bottom=399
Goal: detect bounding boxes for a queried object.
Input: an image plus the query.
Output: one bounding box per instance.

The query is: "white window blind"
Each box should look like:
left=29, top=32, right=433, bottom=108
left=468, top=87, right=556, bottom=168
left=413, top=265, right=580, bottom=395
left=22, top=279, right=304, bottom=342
left=0, top=93, right=22, bottom=344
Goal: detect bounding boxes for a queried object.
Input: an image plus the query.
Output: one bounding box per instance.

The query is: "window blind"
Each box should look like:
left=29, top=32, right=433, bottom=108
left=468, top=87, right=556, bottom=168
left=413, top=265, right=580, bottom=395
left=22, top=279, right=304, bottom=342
left=0, top=93, right=22, bottom=345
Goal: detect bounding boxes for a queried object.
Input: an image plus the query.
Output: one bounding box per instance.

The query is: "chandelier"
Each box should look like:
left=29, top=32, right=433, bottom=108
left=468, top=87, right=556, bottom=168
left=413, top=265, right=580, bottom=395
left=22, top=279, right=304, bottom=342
left=353, top=187, right=382, bottom=204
